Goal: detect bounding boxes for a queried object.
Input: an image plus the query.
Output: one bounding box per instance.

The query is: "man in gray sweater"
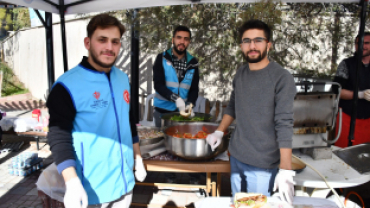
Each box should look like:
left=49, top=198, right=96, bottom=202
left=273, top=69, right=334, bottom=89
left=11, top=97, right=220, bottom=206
left=206, top=20, right=296, bottom=204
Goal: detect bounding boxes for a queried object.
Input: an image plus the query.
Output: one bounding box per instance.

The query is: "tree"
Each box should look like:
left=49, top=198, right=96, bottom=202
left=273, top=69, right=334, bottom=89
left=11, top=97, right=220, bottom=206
left=0, top=7, right=30, bottom=39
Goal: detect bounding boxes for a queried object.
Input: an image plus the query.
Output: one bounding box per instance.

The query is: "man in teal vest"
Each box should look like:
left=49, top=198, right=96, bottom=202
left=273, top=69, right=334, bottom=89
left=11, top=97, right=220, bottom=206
left=47, top=14, right=146, bottom=208
left=153, top=25, right=200, bottom=126
left=152, top=26, right=200, bottom=183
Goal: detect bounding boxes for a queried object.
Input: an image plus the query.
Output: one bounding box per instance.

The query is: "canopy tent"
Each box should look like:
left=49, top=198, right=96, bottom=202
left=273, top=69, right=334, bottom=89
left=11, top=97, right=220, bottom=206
left=3, top=0, right=362, bottom=14
left=0, top=0, right=368, bottom=146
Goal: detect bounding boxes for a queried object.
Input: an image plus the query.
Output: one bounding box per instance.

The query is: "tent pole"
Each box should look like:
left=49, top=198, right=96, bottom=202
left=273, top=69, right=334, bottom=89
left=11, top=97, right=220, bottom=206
left=35, top=10, right=55, bottom=97
left=130, top=9, right=140, bottom=124
left=45, top=12, right=55, bottom=94
left=348, top=0, right=368, bottom=147
left=59, top=0, right=68, bottom=72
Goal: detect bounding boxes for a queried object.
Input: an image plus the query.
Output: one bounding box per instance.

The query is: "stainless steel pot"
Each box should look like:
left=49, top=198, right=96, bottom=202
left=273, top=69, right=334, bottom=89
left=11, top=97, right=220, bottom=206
left=163, top=122, right=232, bottom=160
left=161, top=112, right=212, bottom=127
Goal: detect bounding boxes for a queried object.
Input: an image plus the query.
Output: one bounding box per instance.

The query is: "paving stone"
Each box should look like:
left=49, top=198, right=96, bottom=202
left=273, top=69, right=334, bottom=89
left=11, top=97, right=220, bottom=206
left=3, top=182, right=18, bottom=190
left=9, top=187, right=33, bottom=195
left=21, top=200, right=34, bottom=206
left=25, top=188, right=38, bottom=196
left=0, top=189, right=8, bottom=197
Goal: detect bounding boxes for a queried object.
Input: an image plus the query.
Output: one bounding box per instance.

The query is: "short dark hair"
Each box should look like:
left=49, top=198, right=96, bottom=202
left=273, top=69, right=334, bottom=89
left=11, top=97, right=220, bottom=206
left=355, top=32, right=370, bottom=42
left=173, top=25, right=191, bottom=39
left=87, top=14, right=125, bottom=38
left=238, top=19, right=271, bottom=42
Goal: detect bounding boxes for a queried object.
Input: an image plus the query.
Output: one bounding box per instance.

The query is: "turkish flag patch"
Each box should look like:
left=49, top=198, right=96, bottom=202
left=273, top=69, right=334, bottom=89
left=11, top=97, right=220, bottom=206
left=124, top=90, right=130, bottom=104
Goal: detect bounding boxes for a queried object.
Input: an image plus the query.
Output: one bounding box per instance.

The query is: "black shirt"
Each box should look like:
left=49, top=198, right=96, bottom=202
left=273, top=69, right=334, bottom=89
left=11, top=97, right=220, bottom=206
left=333, top=55, right=370, bottom=119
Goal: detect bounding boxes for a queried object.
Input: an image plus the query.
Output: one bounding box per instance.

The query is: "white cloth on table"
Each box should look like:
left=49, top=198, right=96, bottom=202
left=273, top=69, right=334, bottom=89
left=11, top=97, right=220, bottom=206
left=140, top=139, right=165, bottom=158
left=194, top=196, right=339, bottom=208
left=0, top=117, right=17, bottom=131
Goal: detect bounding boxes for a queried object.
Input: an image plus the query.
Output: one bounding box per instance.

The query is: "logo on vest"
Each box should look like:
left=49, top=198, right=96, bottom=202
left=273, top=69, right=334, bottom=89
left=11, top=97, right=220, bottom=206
left=185, top=72, right=194, bottom=81
left=93, top=91, right=100, bottom=100
left=91, top=91, right=108, bottom=109
left=124, top=90, right=130, bottom=104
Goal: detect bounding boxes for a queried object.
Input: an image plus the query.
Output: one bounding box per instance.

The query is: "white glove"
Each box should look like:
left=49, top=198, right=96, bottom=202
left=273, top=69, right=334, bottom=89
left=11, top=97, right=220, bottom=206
left=273, top=169, right=296, bottom=205
left=185, top=104, right=195, bottom=118
left=358, top=91, right=365, bottom=99
left=134, top=158, right=147, bottom=182
left=206, top=131, right=224, bottom=151
left=364, top=90, right=370, bottom=101
left=175, top=98, right=186, bottom=112
left=64, top=177, right=88, bottom=208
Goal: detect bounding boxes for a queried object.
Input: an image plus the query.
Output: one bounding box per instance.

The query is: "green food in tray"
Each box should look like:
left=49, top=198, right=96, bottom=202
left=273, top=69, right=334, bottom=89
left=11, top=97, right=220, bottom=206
left=170, top=115, right=207, bottom=121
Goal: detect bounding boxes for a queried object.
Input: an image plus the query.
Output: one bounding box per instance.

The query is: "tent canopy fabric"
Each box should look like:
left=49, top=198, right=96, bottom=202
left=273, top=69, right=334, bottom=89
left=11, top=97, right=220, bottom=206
left=4, top=0, right=360, bottom=15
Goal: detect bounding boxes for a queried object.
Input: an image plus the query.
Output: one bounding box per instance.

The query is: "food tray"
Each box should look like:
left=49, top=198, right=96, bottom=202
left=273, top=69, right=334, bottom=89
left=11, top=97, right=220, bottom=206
left=137, top=126, right=164, bottom=146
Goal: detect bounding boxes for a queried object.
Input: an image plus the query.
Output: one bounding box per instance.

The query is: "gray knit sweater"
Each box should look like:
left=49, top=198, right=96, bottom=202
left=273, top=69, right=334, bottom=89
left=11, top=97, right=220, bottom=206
left=225, top=61, right=296, bottom=169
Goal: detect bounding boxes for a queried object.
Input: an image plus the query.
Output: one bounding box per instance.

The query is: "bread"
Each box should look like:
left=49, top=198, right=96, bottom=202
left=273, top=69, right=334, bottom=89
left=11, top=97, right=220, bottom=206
left=234, top=193, right=267, bottom=208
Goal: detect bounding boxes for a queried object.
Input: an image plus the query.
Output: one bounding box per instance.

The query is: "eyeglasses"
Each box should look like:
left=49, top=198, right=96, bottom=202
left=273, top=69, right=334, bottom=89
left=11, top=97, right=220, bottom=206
left=241, top=37, right=267, bottom=46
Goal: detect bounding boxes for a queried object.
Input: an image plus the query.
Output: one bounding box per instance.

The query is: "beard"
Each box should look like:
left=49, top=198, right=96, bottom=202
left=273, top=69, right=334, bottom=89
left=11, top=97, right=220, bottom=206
left=243, top=47, right=268, bottom=63
left=173, top=43, right=187, bottom=55
left=90, top=47, right=116, bottom=69
left=363, top=50, right=370, bottom=57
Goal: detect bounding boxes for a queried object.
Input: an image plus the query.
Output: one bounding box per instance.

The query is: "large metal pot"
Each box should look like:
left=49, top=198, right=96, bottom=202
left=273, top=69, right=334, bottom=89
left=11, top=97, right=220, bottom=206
left=163, top=122, right=232, bottom=160
left=161, top=112, right=212, bottom=127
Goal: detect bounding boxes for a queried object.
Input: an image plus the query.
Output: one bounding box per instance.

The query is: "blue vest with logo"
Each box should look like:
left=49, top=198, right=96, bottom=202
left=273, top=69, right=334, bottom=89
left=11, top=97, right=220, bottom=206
left=54, top=64, right=135, bottom=205
left=154, top=50, right=195, bottom=111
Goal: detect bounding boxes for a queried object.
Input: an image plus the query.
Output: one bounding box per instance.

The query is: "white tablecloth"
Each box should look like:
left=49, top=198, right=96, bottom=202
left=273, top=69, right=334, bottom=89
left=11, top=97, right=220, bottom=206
left=294, top=148, right=370, bottom=188
left=194, top=196, right=339, bottom=208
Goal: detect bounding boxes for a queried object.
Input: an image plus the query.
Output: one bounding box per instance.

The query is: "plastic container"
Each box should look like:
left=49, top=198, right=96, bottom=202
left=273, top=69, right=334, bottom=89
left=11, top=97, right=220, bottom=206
left=32, top=109, right=41, bottom=122
left=8, top=164, right=14, bottom=175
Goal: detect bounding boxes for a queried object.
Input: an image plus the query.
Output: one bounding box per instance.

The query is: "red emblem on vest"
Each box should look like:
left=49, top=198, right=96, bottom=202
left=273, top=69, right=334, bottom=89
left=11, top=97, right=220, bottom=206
left=124, top=90, right=130, bottom=103
left=93, top=91, right=100, bottom=100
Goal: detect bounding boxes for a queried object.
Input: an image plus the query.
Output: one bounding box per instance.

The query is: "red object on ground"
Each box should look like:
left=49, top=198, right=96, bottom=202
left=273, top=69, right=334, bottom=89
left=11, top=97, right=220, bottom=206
left=32, top=109, right=41, bottom=122
left=335, top=110, right=370, bottom=147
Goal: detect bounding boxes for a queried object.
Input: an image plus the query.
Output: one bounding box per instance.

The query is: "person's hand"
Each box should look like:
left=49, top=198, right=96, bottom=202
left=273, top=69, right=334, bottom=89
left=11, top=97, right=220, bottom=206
left=175, top=98, right=186, bottom=112
left=64, top=177, right=88, bottom=208
left=185, top=104, right=195, bottom=118
left=364, top=89, right=370, bottom=101
left=206, top=131, right=224, bottom=151
left=273, top=169, right=296, bottom=205
left=134, top=158, right=147, bottom=182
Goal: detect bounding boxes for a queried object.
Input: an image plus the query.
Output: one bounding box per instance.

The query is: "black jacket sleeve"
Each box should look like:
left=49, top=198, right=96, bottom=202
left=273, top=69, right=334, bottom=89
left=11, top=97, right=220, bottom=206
left=153, top=54, right=179, bottom=102
left=186, top=66, right=199, bottom=106
left=129, top=96, right=138, bottom=143
left=47, top=83, right=77, bottom=165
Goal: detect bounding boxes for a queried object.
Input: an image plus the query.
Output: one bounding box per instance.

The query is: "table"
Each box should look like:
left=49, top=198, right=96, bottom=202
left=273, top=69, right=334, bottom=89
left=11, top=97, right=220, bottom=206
left=293, top=148, right=370, bottom=198
left=294, top=150, right=370, bottom=189
left=194, top=196, right=339, bottom=208
left=17, top=131, right=47, bottom=150
left=140, top=160, right=230, bottom=197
